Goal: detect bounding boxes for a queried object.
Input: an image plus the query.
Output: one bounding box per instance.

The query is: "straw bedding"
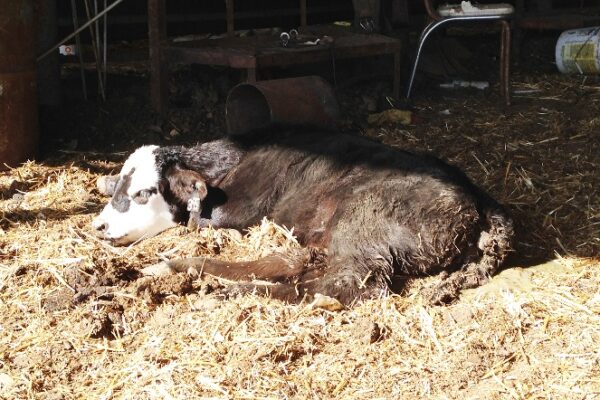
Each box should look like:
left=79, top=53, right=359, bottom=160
left=1, top=71, right=599, bottom=399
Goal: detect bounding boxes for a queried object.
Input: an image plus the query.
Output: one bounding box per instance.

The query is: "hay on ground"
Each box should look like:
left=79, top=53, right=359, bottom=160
left=1, top=71, right=600, bottom=399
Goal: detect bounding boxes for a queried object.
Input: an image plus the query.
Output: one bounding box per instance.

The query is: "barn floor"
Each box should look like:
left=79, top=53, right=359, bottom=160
left=1, top=33, right=599, bottom=398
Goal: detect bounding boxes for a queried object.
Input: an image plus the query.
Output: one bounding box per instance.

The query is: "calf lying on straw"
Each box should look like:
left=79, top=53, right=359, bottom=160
left=93, top=128, right=514, bottom=305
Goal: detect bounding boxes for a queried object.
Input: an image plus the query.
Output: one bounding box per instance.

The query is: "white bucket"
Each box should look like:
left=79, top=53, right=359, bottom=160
left=556, top=27, right=600, bottom=74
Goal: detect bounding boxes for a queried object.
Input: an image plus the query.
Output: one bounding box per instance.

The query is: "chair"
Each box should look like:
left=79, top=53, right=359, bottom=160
left=406, top=0, right=514, bottom=105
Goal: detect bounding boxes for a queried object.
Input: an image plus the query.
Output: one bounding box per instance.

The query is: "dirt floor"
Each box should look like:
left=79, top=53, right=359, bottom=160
left=1, top=32, right=599, bottom=399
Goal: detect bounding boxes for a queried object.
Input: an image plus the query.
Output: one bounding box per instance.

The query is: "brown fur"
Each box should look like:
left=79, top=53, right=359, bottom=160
left=143, top=129, right=514, bottom=305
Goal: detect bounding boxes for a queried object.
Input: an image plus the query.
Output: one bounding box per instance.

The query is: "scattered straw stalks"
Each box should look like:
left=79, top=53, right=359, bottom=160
left=1, top=72, right=600, bottom=399
left=0, top=154, right=598, bottom=400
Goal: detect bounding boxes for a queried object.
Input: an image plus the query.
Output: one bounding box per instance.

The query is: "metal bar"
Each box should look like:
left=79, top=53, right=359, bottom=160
left=70, top=0, right=88, bottom=100
left=500, top=23, right=506, bottom=100
left=93, top=0, right=105, bottom=100
left=84, top=0, right=106, bottom=100
left=103, top=0, right=108, bottom=89
left=501, top=20, right=511, bottom=106
left=36, top=0, right=124, bottom=62
left=95, top=0, right=100, bottom=65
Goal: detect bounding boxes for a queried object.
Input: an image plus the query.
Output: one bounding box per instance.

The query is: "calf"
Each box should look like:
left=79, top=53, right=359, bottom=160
left=93, top=129, right=514, bottom=305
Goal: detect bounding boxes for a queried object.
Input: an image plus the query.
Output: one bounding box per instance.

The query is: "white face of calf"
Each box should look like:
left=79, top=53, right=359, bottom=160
left=92, top=146, right=177, bottom=245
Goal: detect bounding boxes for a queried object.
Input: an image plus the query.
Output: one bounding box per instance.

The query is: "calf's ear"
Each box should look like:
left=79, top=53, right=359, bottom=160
left=162, top=164, right=208, bottom=203
left=97, top=175, right=119, bottom=196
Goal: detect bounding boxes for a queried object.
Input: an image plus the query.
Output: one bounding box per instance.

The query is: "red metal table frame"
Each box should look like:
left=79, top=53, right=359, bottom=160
left=148, top=0, right=402, bottom=115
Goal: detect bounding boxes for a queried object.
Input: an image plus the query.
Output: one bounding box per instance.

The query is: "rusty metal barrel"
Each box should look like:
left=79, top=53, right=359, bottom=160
left=225, top=76, right=340, bottom=135
left=0, top=0, right=39, bottom=168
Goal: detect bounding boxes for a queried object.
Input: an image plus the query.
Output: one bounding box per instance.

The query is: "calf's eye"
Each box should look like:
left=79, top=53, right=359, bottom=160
left=133, top=189, right=155, bottom=204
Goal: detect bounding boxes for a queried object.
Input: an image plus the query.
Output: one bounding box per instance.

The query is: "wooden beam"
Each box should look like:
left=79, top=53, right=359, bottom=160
left=149, top=0, right=167, bottom=115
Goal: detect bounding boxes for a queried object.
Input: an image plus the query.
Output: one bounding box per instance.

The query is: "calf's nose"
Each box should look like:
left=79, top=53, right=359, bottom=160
left=92, top=218, right=109, bottom=235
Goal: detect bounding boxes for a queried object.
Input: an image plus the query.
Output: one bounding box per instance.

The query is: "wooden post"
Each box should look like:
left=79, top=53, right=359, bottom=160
left=300, top=0, right=307, bottom=27
left=226, top=0, right=234, bottom=37
left=149, top=0, right=167, bottom=115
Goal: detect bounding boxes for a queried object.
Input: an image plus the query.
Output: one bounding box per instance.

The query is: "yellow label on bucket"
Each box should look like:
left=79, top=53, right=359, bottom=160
left=562, top=43, right=599, bottom=74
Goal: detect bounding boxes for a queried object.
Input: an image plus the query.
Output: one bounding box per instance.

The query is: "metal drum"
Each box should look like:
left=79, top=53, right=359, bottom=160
left=0, top=0, right=39, bottom=168
left=225, top=76, right=341, bottom=136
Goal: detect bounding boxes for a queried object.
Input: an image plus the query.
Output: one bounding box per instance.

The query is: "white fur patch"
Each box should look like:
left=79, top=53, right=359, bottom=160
left=92, top=145, right=178, bottom=245
left=121, top=145, right=160, bottom=197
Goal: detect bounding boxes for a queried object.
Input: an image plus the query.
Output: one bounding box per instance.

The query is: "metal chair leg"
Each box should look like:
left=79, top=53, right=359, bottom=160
left=406, top=15, right=512, bottom=105
left=499, top=22, right=505, bottom=100
left=501, top=20, right=511, bottom=106
left=406, top=19, right=452, bottom=99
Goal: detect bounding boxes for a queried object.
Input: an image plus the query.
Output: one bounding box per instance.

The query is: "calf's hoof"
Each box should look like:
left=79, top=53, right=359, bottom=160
left=215, top=283, right=259, bottom=299
left=141, top=261, right=175, bottom=276
left=423, top=274, right=461, bottom=306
